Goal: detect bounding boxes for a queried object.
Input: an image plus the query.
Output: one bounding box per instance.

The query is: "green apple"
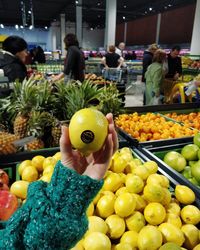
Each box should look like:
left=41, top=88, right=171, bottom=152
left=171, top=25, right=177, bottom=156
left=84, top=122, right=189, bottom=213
left=164, top=151, right=187, bottom=172
left=191, top=161, right=200, bottom=183
left=189, top=161, right=197, bottom=168
left=181, top=166, right=192, bottom=179
left=188, top=177, right=199, bottom=186
left=181, top=144, right=199, bottom=161
left=193, top=133, right=200, bottom=147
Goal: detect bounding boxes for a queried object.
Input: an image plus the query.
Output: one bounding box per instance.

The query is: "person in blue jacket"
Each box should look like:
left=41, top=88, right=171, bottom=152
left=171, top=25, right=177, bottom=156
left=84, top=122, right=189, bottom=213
left=0, top=113, right=118, bottom=250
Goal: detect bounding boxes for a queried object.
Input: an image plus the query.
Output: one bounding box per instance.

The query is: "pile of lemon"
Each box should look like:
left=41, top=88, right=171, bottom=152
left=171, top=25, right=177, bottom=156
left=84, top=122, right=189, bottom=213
left=71, top=147, right=200, bottom=250
left=10, top=152, right=61, bottom=201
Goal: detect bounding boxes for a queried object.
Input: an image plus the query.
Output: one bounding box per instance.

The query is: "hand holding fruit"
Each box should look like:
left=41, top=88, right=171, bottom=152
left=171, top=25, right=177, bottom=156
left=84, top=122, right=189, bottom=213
left=60, top=111, right=118, bottom=180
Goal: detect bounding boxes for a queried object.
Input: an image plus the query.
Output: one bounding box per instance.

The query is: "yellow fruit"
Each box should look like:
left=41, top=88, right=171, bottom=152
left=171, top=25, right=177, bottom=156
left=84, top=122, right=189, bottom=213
left=144, top=202, right=166, bottom=225
left=175, top=185, right=195, bottom=205
left=114, top=243, right=132, bottom=250
left=118, top=173, right=126, bottom=184
left=105, top=214, right=126, bottom=239
left=101, top=191, right=115, bottom=198
left=18, top=160, right=32, bottom=176
left=69, top=108, right=108, bottom=155
left=161, top=188, right=172, bottom=207
left=110, top=156, right=127, bottom=173
left=125, top=174, right=144, bottom=194
left=10, top=180, right=29, bottom=199
left=132, top=165, right=149, bottom=180
left=138, top=225, right=163, bottom=250
left=181, top=205, right=200, bottom=225
left=147, top=174, right=169, bottom=188
left=143, top=161, right=158, bottom=175
left=103, top=173, right=122, bottom=192
left=115, top=187, right=128, bottom=196
left=167, top=202, right=181, bottom=216
left=120, top=230, right=138, bottom=248
left=43, top=157, right=57, bottom=170
left=181, top=224, right=200, bottom=249
left=126, top=211, right=146, bottom=232
left=21, top=166, right=38, bottom=182
left=159, top=242, right=182, bottom=250
left=132, top=193, right=147, bottom=212
left=39, top=174, right=52, bottom=183
left=114, top=193, right=136, bottom=217
left=86, top=202, right=94, bottom=216
left=53, top=152, right=61, bottom=161
left=120, top=147, right=133, bottom=157
left=158, top=223, right=185, bottom=246
left=164, top=213, right=182, bottom=228
left=83, top=232, right=111, bottom=250
left=143, top=184, right=164, bottom=203
left=193, top=244, right=200, bottom=250
left=88, top=216, right=108, bottom=234
left=43, top=164, right=55, bottom=175
left=93, top=191, right=101, bottom=205
left=125, top=160, right=137, bottom=174
left=31, top=155, right=45, bottom=172
left=96, top=195, right=115, bottom=218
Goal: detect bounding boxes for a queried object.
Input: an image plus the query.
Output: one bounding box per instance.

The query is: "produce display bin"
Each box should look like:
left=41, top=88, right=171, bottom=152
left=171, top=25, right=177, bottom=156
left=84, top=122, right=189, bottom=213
left=139, top=144, right=200, bottom=201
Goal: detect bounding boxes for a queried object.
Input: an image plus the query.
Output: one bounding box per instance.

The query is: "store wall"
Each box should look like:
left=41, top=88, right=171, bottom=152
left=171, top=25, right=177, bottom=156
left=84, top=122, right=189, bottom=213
left=116, top=23, right=125, bottom=45
left=0, top=26, right=51, bottom=50
left=116, top=3, right=196, bottom=46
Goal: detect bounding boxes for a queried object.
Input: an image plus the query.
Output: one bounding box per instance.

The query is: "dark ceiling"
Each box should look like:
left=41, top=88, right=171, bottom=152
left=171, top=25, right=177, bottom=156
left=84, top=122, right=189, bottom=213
left=0, top=0, right=196, bottom=29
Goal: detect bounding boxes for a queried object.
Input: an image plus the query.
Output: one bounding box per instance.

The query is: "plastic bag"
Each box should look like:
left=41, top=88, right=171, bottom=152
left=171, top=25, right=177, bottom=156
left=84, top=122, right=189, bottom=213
left=126, top=80, right=145, bottom=95
left=150, top=96, right=162, bottom=105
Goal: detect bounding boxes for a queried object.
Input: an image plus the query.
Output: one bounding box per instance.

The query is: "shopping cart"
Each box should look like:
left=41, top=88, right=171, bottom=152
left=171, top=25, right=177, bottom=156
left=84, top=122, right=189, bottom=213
left=102, top=68, right=122, bottom=83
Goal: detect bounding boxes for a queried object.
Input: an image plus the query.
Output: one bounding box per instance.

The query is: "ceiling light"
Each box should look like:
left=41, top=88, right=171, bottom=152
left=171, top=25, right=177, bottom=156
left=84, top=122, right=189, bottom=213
left=168, top=4, right=172, bottom=7
left=90, top=27, right=94, bottom=30
left=123, top=16, right=126, bottom=20
left=45, top=26, right=48, bottom=29
left=20, top=25, right=24, bottom=28
left=15, top=24, right=19, bottom=29
left=0, top=24, right=4, bottom=28
left=29, top=25, right=33, bottom=30
left=124, top=5, right=126, bottom=8
left=149, top=7, right=153, bottom=11
left=97, top=2, right=100, bottom=6
left=28, top=10, right=31, bottom=14
left=75, top=0, right=78, bottom=4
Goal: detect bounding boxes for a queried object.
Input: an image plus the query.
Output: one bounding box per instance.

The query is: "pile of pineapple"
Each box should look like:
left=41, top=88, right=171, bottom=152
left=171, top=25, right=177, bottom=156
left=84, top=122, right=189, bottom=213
left=0, top=77, right=123, bottom=155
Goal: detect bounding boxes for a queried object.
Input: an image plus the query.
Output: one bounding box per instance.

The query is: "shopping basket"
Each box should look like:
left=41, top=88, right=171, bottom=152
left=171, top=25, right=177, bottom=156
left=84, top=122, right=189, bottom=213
left=102, top=68, right=122, bottom=83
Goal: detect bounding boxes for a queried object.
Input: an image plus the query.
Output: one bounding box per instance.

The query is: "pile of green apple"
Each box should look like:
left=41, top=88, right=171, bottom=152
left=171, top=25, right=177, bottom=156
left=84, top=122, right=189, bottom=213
left=163, top=133, right=200, bottom=187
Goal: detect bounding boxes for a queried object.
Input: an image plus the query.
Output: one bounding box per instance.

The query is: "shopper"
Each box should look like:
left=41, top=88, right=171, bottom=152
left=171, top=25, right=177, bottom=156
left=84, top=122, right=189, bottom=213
left=33, top=46, right=46, bottom=64
left=101, top=45, right=123, bottom=69
left=52, top=33, right=85, bottom=82
left=165, top=45, right=182, bottom=80
left=145, top=49, right=166, bottom=105
left=142, top=43, right=159, bottom=82
left=0, top=36, right=28, bottom=82
left=0, top=113, right=118, bottom=249
left=115, top=42, right=126, bottom=57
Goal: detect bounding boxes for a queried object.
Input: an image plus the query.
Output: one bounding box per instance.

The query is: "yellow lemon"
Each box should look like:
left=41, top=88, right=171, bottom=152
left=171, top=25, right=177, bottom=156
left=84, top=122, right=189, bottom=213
left=114, top=193, right=136, bottom=217
left=70, top=240, right=84, bottom=250
left=105, top=214, right=126, bottom=239
left=110, top=156, right=127, bottom=173
left=143, top=184, right=164, bottom=203
left=181, top=224, right=200, bottom=249
left=88, top=216, right=108, bottom=234
left=69, top=108, right=108, bottom=156
left=86, top=202, right=94, bottom=216
left=147, top=174, right=169, bottom=188
left=103, top=173, right=122, bottom=192
left=125, top=174, right=144, bottom=194
left=143, top=161, right=158, bottom=175
left=10, top=180, right=29, bottom=199
left=193, top=244, right=200, bottom=250
left=31, top=155, right=45, bottom=172
left=164, top=213, right=182, bottom=228
left=96, top=195, right=115, bottom=218
left=43, top=164, right=55, bottom=175
left=43, top=157, right=57, bottom=170
left=161, top=188, right=172, bottom=207
left=126, top=211, right=146, bottom=232
left=144, top=202, right=166, bottom=226
left=83, top=232, right=111, bottom=250
left=18, top=160, right=32, bottom=176
left=181, top=205, right=200, bottom=225
left=175, top=185, right=195, bottom=205
left=138, top=225, right=163, bottom=250
left=120, top=230, right=138, bottom=248
left=53, top=152, right=61, bottom=161
left=115, top=187, right=128, bottom=196
left=118, top=173, right=126, bottom=184
left=167, top=202, right=181, bottom=216
left=158, top=223, right=185, bottom=246
left=132, top=193, right=147, bottom=212
left=39, top=173, right=52, bottom=183
left=159, top=242, right=182, bottom=250
left=21, top=165, right=38, bottom=182
left=114, top=243, right=132, bottom=250
left=132, top=165, right=149, bottom=180
left=93, top=191, right=101, bottom=205
left=124, top=160, right=137, bottom=174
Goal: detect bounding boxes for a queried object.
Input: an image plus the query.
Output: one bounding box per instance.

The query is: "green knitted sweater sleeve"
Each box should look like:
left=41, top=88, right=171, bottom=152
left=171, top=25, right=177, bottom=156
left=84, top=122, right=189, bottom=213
left=0, top=161, right=103, bottom=250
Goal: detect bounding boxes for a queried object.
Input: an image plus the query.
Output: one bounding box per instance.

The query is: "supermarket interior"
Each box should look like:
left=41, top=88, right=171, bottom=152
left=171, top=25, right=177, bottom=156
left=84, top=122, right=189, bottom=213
left=0, top=0, right=200, bottom=249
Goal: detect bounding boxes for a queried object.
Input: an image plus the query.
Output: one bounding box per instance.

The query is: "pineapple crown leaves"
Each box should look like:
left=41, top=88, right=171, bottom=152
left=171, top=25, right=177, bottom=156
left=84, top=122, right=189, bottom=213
left=27, top=111, right=56, bottom=138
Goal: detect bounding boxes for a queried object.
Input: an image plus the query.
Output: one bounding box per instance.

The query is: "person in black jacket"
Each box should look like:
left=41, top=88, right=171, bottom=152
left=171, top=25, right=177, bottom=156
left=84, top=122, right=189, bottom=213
left=165, top=45, right=182, bottom=80
left=142, top=43, right=159, bottom=82
left=0, top=36, right=28, bottom=82
left=52, top=33, right=85, bottom=82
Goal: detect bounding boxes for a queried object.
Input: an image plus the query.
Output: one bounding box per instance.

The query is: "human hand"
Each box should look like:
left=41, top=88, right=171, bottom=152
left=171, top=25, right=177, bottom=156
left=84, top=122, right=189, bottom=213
left=60, top=113, right=118, bottom=180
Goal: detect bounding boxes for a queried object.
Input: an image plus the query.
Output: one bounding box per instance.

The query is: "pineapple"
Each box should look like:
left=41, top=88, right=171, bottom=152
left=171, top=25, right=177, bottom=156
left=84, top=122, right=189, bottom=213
left=12, top=78, right=38, bottom=138
left=0, top=132, right=19, bottom=155
left=51, top=121, right=62, bottom=146
left=25, top=111, right=54, bottom=151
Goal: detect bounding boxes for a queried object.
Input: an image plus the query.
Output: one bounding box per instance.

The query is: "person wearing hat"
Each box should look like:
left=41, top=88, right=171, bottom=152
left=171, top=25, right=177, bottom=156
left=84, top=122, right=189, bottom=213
left=0, top=36, right=28, bottom=82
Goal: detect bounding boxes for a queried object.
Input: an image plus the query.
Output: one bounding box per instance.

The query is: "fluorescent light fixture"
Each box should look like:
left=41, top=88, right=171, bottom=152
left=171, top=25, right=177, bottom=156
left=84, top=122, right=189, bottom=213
left=149, top=7, right=152, bottom=11
left=0, top=24, right=4, bottom=28
left=123, top=16, right=126, bottom=20
left=28, top=10, right=32, bottom=14
left=29, top=25, right=33, bottom=30
left=20, top=25, right=24, bottom=29
left=45, top=26, right=48, bottom=29
left=15, top=24, right=19, bottom=29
